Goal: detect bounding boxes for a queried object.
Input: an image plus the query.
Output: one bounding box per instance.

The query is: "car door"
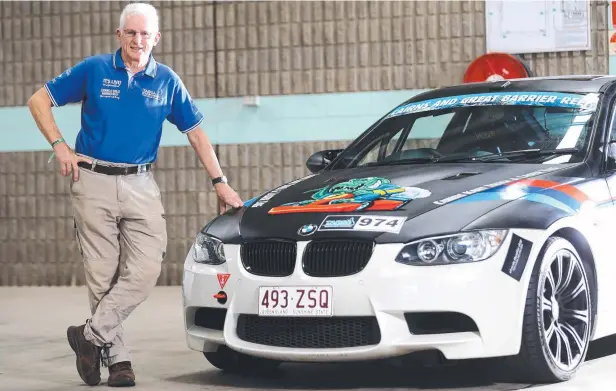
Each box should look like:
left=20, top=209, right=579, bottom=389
left=604, top=108, right=616, bottom=200
left=588, top=102, right=616, bottom=338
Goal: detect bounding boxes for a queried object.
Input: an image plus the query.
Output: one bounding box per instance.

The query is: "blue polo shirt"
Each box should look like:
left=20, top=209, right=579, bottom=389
left=44, top=48, right=204, bottom=164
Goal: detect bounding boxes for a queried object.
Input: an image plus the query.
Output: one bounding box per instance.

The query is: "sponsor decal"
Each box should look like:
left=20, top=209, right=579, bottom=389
left=268, top=177, right=431, bottom=215
left=217, top=273, right=230, bottom=289
left=50, top=68, right=72, bottom=84
left=321, top=216, right=357, bottom=229
left=502, top=234, right=532, bottom=281
left=297, top=223, right=318, bottom=236
left=387, top=92, right=599, bottom=119
left=449, top=177, right=591, bottom=214
left=243, top=196, right=259, bottom=208
left=142, top=88, right=163, bottom=101
left=318, top=214, right=406, bottom=234
left=250, top=174, right=317, bottom=208
left=100, top=88, right=121, bottom=99
left=102, top=78, right=122, bottom=88
left=432, top=166, right=563, bottom=206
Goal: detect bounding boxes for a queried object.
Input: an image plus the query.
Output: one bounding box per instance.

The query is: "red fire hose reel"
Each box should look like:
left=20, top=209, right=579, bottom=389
left=463, top=53, right=534, bottom=83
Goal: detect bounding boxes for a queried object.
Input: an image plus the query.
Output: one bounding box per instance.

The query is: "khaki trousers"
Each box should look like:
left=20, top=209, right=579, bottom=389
left=69, top=159, right=167, bottom=366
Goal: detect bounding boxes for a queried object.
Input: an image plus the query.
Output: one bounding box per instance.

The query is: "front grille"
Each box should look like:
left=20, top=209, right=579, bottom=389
left=302, top=240, right=374, bottom=277
left=236, top=315, right=381, bottom=348
left=240, top=240, right=297, bottom=276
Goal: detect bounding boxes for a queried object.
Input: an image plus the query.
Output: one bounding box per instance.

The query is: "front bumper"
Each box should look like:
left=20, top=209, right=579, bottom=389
left=182, top=229, right=540, bottom=362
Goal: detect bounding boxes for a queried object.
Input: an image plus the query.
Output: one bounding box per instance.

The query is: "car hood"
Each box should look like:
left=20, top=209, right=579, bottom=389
left=207, top=162, right=585, bottom=244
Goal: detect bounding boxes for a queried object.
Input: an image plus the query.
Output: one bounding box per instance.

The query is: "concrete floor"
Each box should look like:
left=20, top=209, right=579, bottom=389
left=1, top=286, right=615, bottom=391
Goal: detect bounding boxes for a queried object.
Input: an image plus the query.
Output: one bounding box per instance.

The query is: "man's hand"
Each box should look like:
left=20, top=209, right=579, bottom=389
left=215, top=183, right=243, bottom=213
left=184, top=127, right=243, bottom=213
left=53, top=142, right=92, bottom=181
left=27, top=87, right=91, bottom=182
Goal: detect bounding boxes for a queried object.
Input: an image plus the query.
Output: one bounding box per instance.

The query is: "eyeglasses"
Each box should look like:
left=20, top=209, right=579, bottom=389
left=123, top=29, right=153, bottom=39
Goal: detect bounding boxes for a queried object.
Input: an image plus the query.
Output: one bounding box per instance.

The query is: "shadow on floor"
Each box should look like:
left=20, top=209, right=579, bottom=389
left=166, top=335, right=616, bottom=390
left=167, top=354, right=526, bottom=390
left=586, top=334, right=616, bottom=361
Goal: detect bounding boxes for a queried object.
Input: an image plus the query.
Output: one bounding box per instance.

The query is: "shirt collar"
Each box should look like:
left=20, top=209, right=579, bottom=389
left=113, top=48, right=157, bottom=78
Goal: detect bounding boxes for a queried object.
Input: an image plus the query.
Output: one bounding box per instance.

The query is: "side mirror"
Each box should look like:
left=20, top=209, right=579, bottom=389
left=306, top=149, right=343, bottom=173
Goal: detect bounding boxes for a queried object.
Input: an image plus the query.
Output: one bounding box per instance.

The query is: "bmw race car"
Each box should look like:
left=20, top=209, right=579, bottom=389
left=182, top=75, right=616, bottom=383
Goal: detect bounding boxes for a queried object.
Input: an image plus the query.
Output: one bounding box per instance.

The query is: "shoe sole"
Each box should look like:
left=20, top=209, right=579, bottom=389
left=67, top=326, right=101, bottom=386
left=108, top=378, right=136, bottom=387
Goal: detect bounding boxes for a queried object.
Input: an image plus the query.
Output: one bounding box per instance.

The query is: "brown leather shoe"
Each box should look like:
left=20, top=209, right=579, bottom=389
left=66, top=324, right=101, bottom=386
left=108, top=361, right=136, bottom=387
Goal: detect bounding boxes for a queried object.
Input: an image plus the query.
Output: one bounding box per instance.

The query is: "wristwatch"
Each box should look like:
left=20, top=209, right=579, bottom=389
left=212, top=175, right=228, bottom=186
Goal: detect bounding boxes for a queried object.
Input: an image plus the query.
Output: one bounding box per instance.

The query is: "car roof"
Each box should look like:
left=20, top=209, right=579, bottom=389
left=404, top=75, right=616, bottom=104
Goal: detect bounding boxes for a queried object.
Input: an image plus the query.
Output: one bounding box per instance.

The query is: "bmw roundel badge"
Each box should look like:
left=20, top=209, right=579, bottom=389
left=298, top=223, right=317, bottom=236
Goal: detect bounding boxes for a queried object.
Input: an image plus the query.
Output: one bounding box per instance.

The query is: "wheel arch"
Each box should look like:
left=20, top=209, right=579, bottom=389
left=544, top=227, right=599, bottom=338
left=500, top=226, right=598, bottom=382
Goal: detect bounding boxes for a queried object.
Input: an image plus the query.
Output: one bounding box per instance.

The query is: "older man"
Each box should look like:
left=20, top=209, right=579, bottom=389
left=27, top=2, right=242, bottom=387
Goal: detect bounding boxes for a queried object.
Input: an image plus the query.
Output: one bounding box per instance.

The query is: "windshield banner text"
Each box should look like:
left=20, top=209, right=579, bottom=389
left=387, top=92, right=599, bottom=118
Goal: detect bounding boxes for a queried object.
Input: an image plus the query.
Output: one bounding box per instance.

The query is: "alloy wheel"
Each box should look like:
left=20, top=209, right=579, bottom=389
left=540, top=248, right=590, bottom=372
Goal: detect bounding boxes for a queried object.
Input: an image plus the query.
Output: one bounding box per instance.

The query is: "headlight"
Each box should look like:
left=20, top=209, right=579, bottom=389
left=395, top=230, right=508, bottom=266
left=192, top=233, right=226, bottom=265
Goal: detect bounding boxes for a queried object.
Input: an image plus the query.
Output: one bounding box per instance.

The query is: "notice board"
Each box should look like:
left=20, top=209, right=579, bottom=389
left=485, top=0, right=591, bottom=54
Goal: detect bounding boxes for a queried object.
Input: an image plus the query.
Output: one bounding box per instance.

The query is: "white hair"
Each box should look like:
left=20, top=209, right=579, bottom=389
left=119, top=2, right=159, bottom=31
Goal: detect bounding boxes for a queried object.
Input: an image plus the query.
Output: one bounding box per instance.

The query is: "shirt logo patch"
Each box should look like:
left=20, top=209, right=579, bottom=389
left=100, top=88, right=121, bottom=99
left=142, top=88, right=163, bottom=101
left=50, top=68, right=72, bottom=84
left=103, top=78, right=122, bottom=88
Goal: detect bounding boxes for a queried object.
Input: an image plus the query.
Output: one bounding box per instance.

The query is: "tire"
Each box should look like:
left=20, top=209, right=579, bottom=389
left=204, top=345, right=282, bottom=375
left=505, top=236, right=595, bottom=383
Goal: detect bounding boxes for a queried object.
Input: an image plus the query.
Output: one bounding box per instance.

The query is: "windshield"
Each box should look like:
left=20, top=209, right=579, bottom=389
left=331, top=91, right=600, bottom=169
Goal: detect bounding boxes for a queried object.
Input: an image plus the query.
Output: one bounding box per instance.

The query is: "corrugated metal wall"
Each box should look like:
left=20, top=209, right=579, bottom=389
left=0, top=1, right=610, bottom=285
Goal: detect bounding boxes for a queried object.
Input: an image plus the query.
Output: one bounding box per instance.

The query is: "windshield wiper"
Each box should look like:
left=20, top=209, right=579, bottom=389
left=462, top=148, right=580, bottom=162
left=360, top=148, right=579, bottom=167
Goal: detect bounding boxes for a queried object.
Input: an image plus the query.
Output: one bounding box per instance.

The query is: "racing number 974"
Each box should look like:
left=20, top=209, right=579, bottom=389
left=355, top=216, right=405, bottom=233
left=358, top=217, right=399, bottom=228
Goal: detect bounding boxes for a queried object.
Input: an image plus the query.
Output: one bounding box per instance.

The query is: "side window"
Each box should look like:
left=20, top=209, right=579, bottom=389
left=356, top=127, right=406, bottom=166
left=602, top=105, right=616, bottom=161
left=609, top=107, right=616, bottom=142
left=384, top=127, right=406, bottom=156
left=606, top=105, right=616, bottom=170
left=350, top=112, right=456, bottom=167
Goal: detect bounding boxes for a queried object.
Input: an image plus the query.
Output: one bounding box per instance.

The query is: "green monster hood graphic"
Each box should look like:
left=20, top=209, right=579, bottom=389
left=268, top=177, right=432, bottom=214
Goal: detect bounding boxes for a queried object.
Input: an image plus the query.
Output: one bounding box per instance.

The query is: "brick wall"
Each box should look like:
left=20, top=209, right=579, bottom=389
left=0, top=1, right=609, bottom=105
left=0, top=140, right=350, bottom=286
left=0, top=1, right=611, bottom=285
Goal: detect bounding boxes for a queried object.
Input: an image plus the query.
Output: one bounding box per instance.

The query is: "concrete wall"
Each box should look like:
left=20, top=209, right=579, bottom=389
left=0, top=1, right=611, bottom=286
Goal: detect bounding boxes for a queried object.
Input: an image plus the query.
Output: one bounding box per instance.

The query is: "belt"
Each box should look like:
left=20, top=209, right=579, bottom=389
left=77, top=161, right=152, bottom=175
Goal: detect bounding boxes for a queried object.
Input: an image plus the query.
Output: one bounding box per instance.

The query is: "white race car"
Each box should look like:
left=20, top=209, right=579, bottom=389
left=182, top=76, right=616, bottom=383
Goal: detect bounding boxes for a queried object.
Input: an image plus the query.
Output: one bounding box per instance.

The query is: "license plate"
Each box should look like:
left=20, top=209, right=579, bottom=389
left=258, top=286, right=333, bottom=316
